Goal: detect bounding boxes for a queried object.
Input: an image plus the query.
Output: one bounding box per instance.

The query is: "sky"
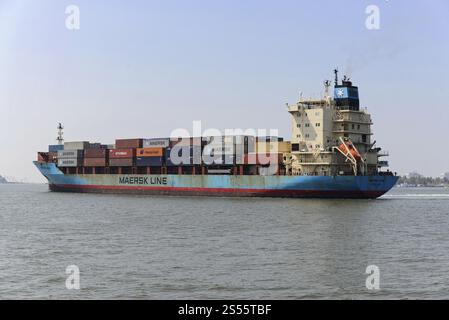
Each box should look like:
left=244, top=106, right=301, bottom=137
left=0, top=0, right=448, bottom=182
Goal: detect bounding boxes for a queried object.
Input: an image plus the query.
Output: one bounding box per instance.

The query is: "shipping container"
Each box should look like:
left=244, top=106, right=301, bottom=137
left=243, top=153, right=284, bottom=165
left=109, top=158, right=134, bottom=167
left=58, top=150, right=84, bottom=159
left=136, top=147, right=164, bottom=157
left=64, top=141, right=90, bottom=150
left=169, top=137, right=203, bottom=147
left=203, top=154, right=235, bottom=166
left=115, top=139, right=142, bottom=149
left=165, top=146, right=202, bottom=166
left=256, top=136, right=284, bottom=142
left=58, top=158, right=81, bottom=167
left=136, top=156, right=164, bottom=167
left=203, top=135, right=255, bottom=155
left=48, top=144, right=64, bottom=153
left=109, top=149, right=135, bottom=159
left=143, top=138, right=170, bottom=148
left=84, top=158, right=107, bottom=167
left=84, top=148, right=107, bottom=158
left=38, top=152, right=49, bottom=162
left=256, top=141, right=291, bottom=154
left=203, top=144, right=235, bottom=155
left=48, top=152, right=58, bottom=162
left=88, top=143, right=103, bottom=149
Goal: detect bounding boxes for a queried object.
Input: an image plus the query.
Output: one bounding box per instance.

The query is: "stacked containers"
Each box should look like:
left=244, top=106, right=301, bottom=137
left=237, top=136, right=255, bottom=163
left=167, top=137, right=203, bottom=166
left=202, top=136, right=234, bottom=165
left=109, top=149, right=135, bottom=167
left=45, top=145, right=64, bottom=164
left=84, top=148, right=108, bottom=167
left=58, top=141, right=89, bottom=167
left=57, top=150, right=84, bottom=167
left=136, top=148, right=164, bottom=166
left=165, top=145, right=202, bottom=166
left=245, top=138, right=287, bottom=166
left=202, top=136, right=255, bottom=165
left=111, top=139, right=142, bottom=167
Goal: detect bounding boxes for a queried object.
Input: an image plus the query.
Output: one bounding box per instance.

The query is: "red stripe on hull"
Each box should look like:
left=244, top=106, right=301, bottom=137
left=49, top=184, right=386, bottom=199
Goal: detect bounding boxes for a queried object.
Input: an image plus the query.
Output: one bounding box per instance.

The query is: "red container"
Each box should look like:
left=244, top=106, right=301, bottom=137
left=38, top=152, right=49, bottom=162
left=115, top=139, right=143, bottom=149
left=109, top=149, right=135, bottom=159
left=109, top=158, right=134, bottom=167
left=85, top=148, right=107, bottom=158
left=84, top=158, right=107, bottom=167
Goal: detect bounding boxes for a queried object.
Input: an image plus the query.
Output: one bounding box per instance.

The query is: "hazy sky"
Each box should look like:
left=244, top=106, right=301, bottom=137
left=1, top=0, right=448, bottom=182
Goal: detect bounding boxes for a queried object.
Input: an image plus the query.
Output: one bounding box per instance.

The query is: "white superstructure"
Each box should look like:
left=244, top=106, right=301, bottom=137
left=284, top=71, right=389, bottom=176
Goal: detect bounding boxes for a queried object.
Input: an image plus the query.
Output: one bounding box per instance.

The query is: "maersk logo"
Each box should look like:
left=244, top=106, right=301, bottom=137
left=118, top=176, right=168, bottom=185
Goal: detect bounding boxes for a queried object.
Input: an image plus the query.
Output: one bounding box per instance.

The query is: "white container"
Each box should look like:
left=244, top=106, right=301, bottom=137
left=143, top=138, right=170, bottom=148
left=58, top=158, right=80, bottom=167
left=58, top=150, right=84, bottom=159
left=64, top=141, right=90, bottom=150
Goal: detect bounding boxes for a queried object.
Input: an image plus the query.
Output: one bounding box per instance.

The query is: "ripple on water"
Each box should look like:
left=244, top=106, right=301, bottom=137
left=1, top=184, right=448, bottom=299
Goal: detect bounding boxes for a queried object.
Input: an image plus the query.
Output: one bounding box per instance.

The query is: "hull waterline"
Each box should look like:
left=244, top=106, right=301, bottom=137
left=35, top=162, right=398, bottom=199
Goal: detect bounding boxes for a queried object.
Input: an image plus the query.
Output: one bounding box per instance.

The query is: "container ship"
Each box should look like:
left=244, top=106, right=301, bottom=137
left=34, top=71, right=398, bottom=198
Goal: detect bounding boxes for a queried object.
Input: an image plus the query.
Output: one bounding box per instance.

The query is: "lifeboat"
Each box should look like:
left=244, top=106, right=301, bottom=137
left=338, top=140, right=361, bottom=161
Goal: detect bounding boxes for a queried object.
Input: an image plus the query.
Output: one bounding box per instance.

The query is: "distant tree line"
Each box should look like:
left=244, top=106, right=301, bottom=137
left=398, top=175, right=449, bottom=187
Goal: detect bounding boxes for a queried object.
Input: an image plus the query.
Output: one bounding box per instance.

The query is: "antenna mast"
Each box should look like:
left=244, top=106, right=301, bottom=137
left=334, top=68, right=339, bottom=86
left=57, top=123, right=64, bottom=145
left=324, top=80, right=331, bottom=98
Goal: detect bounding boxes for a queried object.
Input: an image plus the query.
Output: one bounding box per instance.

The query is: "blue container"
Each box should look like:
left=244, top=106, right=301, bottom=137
left=136, top=157, right=164, bottom=167
left=166, top=146, right=202, bottom=166
left=49, top=145, right=64, bottom=153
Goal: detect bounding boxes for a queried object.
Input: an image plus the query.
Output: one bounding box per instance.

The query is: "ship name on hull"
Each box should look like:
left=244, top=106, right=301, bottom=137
left=118, top=176, right=168, bottom=185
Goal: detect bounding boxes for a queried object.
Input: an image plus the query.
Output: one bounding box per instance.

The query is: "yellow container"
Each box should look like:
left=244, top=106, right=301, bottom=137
left=136, top=147, right=164, bottom=157
left=256, top=141, right=291, bottom=154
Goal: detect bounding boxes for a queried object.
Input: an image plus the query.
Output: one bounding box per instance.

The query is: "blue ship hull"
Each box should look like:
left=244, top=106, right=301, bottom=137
left=34, top=162, right=398, bottom=199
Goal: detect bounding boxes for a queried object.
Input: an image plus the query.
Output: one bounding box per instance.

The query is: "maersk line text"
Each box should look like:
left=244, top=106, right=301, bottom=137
left=118, top=176, right=168, bottom=185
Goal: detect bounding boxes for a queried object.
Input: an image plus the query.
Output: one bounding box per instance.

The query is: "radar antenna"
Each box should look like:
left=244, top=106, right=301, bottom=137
left=57, top=122, right=64, bottom=145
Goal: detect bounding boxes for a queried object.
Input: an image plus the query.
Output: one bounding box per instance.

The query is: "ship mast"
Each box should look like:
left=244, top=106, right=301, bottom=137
left=57, top=122, right=64, bottom=145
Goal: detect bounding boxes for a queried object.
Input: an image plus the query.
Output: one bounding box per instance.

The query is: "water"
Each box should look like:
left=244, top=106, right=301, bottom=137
left=1, top=184, right=448, bottom=299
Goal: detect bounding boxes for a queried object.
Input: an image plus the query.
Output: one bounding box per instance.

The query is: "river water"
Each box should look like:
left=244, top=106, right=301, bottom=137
left=0, top=184, right=448, bottom=299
